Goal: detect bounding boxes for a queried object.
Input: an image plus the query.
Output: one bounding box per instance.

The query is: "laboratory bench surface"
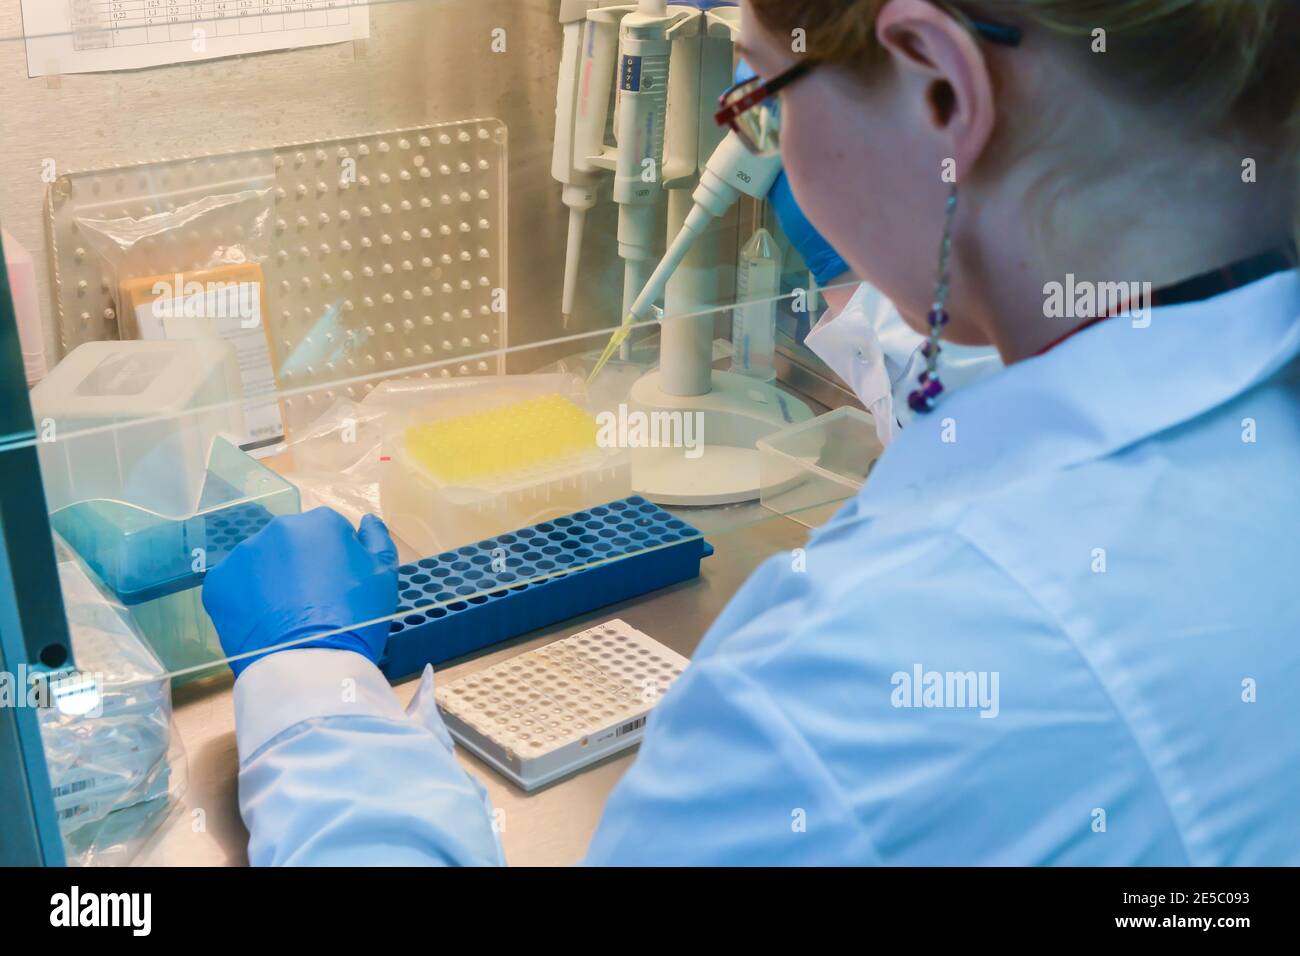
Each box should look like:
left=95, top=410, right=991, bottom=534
left=135, top=507, right=813, bottom=867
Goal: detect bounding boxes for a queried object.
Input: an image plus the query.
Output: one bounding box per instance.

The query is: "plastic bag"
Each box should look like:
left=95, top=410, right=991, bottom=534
left=38, top=556, right=187, bottom=867
left=74, top=179, right=284, bottom=454
left=279, top=396, right=388, bottom=527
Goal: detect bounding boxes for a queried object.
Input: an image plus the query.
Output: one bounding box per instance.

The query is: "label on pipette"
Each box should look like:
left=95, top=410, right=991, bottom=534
left=620, top=54, right=643, bottom=92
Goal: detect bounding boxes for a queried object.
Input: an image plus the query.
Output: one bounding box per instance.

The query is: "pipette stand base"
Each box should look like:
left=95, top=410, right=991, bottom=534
left=626, top=369, right=814, bottom=506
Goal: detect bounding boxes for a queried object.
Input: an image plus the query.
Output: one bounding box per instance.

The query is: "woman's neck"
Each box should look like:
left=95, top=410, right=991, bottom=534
left=965, top=144, right=1297, bottom=363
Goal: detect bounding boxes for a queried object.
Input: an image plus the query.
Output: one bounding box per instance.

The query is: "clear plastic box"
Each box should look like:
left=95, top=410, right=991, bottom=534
left=31, top=338, right=244, bottom=518
left=757, top=406, right=884, bottom=527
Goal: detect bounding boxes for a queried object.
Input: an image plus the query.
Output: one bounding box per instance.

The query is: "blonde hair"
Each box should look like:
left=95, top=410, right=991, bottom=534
left=750, top=0, right=1300, bottom=244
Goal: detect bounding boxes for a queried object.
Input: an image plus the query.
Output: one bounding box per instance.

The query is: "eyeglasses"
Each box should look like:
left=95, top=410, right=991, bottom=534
left=715, top=11, right=1024, bottom=157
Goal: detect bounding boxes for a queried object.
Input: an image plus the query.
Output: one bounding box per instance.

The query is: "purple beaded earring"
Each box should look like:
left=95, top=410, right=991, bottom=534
left=908, top=184, right=959, bottom=415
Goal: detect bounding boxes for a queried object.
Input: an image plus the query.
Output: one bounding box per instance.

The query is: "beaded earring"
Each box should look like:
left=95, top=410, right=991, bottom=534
left=908, top=184, right=959, bottom=415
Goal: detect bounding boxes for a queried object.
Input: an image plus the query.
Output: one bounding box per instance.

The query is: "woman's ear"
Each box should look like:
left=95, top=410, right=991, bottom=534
left=875, top=0, right=997, bottom=180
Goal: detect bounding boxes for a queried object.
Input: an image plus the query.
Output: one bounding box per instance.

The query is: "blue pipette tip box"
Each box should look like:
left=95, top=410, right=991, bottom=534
left=52, top=437, right=301, bottom=608
left=380, top=496, right=713, bottom=682
left=53, top=490, right=278, bottom=606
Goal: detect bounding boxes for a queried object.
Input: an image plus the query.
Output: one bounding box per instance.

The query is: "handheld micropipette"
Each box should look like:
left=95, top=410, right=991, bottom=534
left=587, top=130, right=783, bottom=382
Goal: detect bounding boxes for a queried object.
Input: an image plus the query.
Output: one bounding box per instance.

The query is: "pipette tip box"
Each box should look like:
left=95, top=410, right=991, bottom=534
left=52, top=438, right=300, bottom=606
left=55, top=488, right=275, bottom=606
left=435, top=618, right=689, bottom=791
left=51, top=437, right=300, bottom=680
left=380, top=496, right=711, bottom=681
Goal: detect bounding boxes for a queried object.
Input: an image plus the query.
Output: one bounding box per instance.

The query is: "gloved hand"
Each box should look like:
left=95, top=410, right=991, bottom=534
left=202, top=508, right=400, bottom=678
left=735, top=58, right=851, bottom=286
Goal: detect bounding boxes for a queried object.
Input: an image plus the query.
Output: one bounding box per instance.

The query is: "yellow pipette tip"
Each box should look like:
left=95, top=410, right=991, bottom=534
left=586, top=318, right=634, bottom=385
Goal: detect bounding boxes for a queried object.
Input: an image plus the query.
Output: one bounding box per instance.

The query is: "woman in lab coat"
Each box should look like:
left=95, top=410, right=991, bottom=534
left=205, top=0, right=1300, bottom=864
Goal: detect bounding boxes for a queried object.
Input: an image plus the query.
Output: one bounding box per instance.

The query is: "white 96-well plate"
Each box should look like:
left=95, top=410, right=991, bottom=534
left=435, top=619, right=689, bottom=791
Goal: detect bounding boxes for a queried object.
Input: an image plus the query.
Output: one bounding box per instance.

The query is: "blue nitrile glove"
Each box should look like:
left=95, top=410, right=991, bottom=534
left=734, top=59, right=851, bottom=286
left=767, top=171, right=851, bottom=285
left=202, top=508, right=400, bottom=678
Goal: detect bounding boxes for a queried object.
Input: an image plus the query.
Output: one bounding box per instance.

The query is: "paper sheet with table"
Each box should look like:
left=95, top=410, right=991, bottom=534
left=20, top=1, right=370, bottom=78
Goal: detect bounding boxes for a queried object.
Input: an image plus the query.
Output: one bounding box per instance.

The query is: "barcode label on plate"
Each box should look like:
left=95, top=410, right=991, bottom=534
left=616, top=716, right=647, bottom=737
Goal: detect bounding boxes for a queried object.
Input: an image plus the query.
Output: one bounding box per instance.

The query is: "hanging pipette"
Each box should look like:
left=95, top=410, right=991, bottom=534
left=552, top=2, right=621, bottom=327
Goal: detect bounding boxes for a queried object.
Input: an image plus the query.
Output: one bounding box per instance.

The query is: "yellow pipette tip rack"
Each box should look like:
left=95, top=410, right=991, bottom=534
left=405, top=394, right=600, bottom=484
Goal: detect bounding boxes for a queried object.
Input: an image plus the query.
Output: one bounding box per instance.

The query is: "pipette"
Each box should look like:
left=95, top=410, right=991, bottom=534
left=611, top=1, right=698, bottom=354
left=588, top=130, right=783, bottom=382
left=553, top=2, right=619, bottom=326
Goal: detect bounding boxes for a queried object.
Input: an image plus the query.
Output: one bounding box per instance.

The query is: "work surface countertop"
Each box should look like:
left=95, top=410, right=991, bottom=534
left=136, top=507, right=812, bottom=867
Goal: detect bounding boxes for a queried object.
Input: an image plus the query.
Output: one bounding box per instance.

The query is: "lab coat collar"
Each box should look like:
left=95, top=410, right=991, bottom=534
left=848, top=270, right=1300, bottom=519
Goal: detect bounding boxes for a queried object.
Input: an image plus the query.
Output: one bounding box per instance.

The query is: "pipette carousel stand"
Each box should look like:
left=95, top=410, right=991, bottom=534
left=627, top=196, right=813, bottom=506
left=594, top=0, right=812, bottom=504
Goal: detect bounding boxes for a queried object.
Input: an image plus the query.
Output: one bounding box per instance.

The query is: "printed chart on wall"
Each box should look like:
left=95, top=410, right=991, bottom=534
left=20, top=1, right=371, bottom=78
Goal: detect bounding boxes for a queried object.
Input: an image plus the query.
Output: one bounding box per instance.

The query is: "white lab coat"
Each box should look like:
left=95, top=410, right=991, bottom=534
left=234, top=270, right=1300, bottom=865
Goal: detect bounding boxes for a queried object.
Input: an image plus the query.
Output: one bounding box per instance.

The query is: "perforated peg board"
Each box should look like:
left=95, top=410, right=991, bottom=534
left=45, top=119, right=507, bottom=436
left=436, top=619, right=690, bottom=791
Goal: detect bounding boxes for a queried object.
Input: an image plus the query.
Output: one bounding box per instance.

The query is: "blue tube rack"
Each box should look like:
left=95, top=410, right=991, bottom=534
left=380, top=496, right=712, bottom=681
